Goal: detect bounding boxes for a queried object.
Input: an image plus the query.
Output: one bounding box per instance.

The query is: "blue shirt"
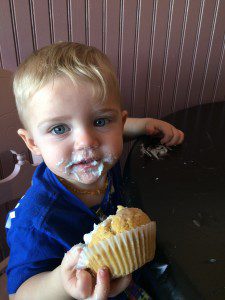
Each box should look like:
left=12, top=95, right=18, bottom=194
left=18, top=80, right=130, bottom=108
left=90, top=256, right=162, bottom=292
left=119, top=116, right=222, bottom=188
left=6, top=162, right=126, bottom=295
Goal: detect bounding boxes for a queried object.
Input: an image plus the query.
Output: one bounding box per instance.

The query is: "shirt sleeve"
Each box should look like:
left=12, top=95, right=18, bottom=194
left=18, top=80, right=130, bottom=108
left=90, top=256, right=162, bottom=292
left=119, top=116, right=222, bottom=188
left=6, top=224, right=64, bottom=294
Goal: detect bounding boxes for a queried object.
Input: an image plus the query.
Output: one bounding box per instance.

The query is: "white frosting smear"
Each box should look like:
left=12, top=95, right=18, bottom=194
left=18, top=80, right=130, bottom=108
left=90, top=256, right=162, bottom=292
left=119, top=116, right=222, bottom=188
left=83, top=218, right=111, bottom=245
left=56, top=148, right=117, bottom=182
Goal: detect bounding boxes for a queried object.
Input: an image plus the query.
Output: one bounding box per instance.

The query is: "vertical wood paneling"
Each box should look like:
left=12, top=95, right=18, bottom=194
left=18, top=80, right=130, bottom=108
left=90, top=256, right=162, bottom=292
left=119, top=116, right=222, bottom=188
left=159, top=0, right=186, bottom=118
left=198, top=0, right=220, bottom=104
left=157, top=0, right=175, bottom=118
left=173, top=0, right=202, bottom=112
left=12, top=0, right=34, bottom=62
left=32, top=0, right=51, bottom=49
left=70, top=0, right=86, bottom=44
left=51, top=0, right=69, bottom=42
left=0, top=0, right=224, bottom=116
left=187, top=0, right=216, bottom=108
left=201, top=0, right=225, bottom=104
left=0, top=0, right=18, bottom=70
left=132, top=0, right=153, bottom=118
left=146, top=0, right=170, bottom=118
left=104, top=0, right=120, bottom=76
left=87, top=0, right=103, bottom=50
left=119, top=0, right=138, bottom=115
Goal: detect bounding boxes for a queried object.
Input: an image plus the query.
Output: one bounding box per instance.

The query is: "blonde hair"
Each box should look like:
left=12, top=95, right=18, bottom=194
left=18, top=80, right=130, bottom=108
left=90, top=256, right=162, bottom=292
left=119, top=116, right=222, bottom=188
left=13, top=42, right=121, bottom=127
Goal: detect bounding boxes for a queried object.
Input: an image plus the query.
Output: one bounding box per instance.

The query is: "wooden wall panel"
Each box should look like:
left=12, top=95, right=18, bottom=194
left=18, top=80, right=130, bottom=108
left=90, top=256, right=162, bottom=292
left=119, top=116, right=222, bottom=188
left=173, top=0, right=202, bottom=112
left=187, top=0, right=217, bottom=108
left=12, top=0, right=34, bottom=63
left=159, top=0, right=186, bottom=118
left=146, top=0, right=170, bottom=118
left=88, top=0, right=103, bottom=49
left=119, top=0, right=138, bottom=115
left=70, top=0, right=86, bottom=44
left=131, top=0, right=152, bottom=118
left=0, top=0, right=18, bottom=69
left=51, top=0, right=69, bottom=42
left=104, top=0, right=120, bottom=77
left=32, top=0, right=51, bottom=48
left=201, top=0, right=225, bottom=104
left=0, top=0, right=225, bottom=118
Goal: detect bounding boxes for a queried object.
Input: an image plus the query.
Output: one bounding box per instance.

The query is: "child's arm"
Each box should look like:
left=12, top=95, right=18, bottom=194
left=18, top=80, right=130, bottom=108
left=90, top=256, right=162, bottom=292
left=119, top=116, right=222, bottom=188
left=11, top=245, right=131, bottom=300
left=124, top=117, right=184, bottom=146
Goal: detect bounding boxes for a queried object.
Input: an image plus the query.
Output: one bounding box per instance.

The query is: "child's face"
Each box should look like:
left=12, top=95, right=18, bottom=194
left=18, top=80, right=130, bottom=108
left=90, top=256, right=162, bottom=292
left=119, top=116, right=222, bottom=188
left=19, top=76, right=127, bottom=187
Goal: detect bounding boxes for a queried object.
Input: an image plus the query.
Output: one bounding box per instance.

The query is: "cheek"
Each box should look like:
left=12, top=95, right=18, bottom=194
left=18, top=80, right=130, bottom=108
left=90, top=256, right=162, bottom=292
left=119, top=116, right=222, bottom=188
left=103, top=132, right=124, bottom=156
left=36, top=140, right=68, bottom=165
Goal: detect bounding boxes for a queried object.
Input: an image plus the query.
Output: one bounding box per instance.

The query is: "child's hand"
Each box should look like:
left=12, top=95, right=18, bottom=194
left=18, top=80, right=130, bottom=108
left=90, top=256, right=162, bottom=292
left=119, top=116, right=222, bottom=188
left=60, top=245, right=131, bottom=299
left=145, top=118, right=184, bottom=146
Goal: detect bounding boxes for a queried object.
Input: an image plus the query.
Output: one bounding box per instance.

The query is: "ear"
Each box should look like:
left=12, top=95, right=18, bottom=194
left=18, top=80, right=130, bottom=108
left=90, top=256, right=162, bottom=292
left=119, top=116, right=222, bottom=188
left=121, top=110, right=128, bottom=127
left=17, top=129, right=42, bottom=156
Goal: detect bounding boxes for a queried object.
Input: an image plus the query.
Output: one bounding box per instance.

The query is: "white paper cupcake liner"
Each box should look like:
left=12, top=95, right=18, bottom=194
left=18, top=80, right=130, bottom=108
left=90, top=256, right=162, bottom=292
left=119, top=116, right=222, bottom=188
left=77, top=221, right=156, bottom=278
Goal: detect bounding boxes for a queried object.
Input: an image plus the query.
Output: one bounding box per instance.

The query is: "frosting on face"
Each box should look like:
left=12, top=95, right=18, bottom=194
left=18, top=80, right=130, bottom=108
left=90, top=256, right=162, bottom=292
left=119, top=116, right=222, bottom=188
left=56, top=158, right=64, bottom=167
left=55, top=150, right=117, bottom=183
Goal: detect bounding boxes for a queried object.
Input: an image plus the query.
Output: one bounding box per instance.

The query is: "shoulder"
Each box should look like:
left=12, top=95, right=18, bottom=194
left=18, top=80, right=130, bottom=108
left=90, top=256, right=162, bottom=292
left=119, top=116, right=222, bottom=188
left=6, top=163, right=59, bottom=232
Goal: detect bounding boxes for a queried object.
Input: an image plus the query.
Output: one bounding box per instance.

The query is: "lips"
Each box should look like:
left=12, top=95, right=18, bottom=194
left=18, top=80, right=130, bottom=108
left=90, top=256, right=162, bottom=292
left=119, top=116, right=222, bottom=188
left=75, top=158, right=96, bottom=165
left=72, top=158, right=99, bottom=170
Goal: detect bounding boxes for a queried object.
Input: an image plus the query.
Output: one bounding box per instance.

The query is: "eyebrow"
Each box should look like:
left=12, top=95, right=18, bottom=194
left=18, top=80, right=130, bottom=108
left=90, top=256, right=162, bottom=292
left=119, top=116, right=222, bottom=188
left=93, top=108, right=119, bottom=114
left=37, top=116, right=72, bottom=128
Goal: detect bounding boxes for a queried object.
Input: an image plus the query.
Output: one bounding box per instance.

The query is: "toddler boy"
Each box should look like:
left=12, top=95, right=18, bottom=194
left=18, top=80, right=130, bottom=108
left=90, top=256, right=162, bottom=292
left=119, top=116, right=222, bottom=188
left=6, top=42, right=183, bottom=299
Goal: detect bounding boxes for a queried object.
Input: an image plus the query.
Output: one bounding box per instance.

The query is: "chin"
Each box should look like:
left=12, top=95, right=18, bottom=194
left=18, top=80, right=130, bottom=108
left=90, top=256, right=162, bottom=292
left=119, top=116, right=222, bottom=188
left=69, top=171, right=104, bottom=186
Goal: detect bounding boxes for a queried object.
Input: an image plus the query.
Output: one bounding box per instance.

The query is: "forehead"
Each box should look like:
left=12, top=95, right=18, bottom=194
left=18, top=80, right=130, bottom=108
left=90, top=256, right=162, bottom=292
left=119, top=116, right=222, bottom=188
left=26, top=77, right=121, bottom=119
left=35, top=76, right=119, bottom=104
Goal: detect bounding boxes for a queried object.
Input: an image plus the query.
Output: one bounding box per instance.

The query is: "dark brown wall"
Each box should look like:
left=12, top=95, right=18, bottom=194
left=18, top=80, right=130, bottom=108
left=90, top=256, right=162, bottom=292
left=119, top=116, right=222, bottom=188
left=0, top=0, right=225, bottom=118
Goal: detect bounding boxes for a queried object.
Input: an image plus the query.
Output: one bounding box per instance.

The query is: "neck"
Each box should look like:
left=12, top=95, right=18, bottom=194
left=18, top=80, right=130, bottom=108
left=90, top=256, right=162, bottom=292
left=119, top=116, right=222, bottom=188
left=58, top=175, right=108, bottom=196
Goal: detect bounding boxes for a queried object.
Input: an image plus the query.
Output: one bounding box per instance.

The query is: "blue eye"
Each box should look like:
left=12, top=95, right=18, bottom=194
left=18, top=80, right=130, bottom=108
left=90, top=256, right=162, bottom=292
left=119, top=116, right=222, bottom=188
left=51, top=125, right=70, bottom=135
left=94, top=118, right=109, bottom=127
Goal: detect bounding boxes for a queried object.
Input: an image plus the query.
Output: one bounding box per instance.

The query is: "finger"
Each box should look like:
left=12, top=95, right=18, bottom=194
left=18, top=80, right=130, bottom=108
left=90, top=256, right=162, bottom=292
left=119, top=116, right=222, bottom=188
left=109, top=274, right=132, bottom=297
left=92, top=268, right=110, bottom=300
left=61, top=246, right=93, bottom=299
left=61, top=245, right=83, bottom=273
left=166, top=128, right=184, bottom=146
left=177, top=130, right=184, bottom=144
left=165, top=127, right=181, bottom=146
left=160, top=127, right=174, bottom=144
left=166, top=129, right=179, bottom=146
left=75, top=269, right=93, bottom=299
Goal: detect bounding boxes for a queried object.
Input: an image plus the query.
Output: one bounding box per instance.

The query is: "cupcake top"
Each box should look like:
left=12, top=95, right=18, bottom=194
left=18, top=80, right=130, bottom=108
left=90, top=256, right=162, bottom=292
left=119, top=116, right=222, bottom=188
left=84, top=206, right=151, bottom=247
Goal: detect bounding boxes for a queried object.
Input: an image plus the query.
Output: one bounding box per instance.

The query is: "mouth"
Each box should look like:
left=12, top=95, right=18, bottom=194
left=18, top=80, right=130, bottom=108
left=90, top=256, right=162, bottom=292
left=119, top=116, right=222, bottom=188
left=72, top=158, right=100, bottom=169
left=75, top=158, right=96, bottom=165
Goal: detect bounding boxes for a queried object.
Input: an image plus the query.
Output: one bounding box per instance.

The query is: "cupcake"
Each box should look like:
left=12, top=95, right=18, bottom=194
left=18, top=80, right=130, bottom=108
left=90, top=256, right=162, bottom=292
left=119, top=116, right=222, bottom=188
left=77, top=206, right=156, bottom=278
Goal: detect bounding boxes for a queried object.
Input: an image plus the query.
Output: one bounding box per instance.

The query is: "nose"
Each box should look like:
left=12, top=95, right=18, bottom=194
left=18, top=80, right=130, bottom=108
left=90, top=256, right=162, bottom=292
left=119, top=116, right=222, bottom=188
left=73, top=128, right=99, bottom=150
